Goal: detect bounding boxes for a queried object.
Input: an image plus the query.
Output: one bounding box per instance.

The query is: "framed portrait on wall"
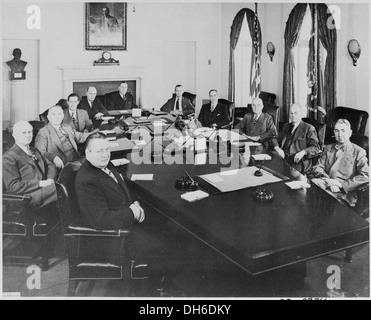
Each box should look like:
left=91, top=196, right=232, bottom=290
left=85, top=2, right=127, bottom=50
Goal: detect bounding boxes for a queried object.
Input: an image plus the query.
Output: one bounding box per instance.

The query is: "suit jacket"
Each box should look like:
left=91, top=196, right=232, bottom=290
left=75, top=159, right=135, bottom=230
left=160, top=96, right=195, bottom=117
left=198, top=103, right=230, bottom=129
left=78, top=97, right=108, bottom=121
left=35, top=122, right=89, bottom=164
left=311, top=142, right=369, bottom=206
left=108, top=92, right=137, bottom=110
left=63, top=108, right=93, bottom=132
left=272, top=121, right=320, bottom=172
left=235, top=112, right=277, bottom=147
left=3, top=144, right=58, bottom=208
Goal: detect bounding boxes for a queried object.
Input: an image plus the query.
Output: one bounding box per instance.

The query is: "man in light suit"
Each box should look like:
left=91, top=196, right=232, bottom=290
left=35, top=105, right=90, bottom=169
left=272, top=103, right=320, bottom=173
left=63, top=93, right=93, bottom=132
left=160, top=84, right=195, bottom=117
left=198, top=89, right=230, bottom=129
left=108, top=82, right=138, bottom=110
left=77, top=86, right=109, bottom=123
left=3, top=121, right=58, bottom=208
left=310, top=119, right=369, bottom=207
left=76, top=133, right=186, bottom=295
left=235, top=97, right=277, bottom=148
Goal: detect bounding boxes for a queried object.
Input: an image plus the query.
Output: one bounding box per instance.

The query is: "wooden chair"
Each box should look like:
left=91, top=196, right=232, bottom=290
left=56, top=162, right=150, bottom=296
left=259, top=91, right=277, bottom=105
left=29, top=120, right=45, bottom=147
left=334, top=107, right=368, bottom=135
left=3, top=192, right=61, bottom=271
left=218, top=98, right=235, bottom=130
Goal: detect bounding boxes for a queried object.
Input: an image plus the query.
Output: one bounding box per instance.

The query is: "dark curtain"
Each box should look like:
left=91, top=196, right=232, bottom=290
left=307, top=4, right=325, bottom=123
left=282, top=3, right=307, bottom=122
left=228, top=9, right=261, bottom=102
left=317, top=3, right=337, bottom=126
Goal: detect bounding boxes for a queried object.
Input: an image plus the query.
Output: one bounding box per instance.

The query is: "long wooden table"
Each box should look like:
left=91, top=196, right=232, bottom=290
left=109, top=120, right=369, bottom=288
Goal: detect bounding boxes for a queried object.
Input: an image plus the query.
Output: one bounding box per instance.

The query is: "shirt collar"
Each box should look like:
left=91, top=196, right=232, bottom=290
left=335, top=141, right=351, bottom=151
left=16, top=143, right=30, bottom=154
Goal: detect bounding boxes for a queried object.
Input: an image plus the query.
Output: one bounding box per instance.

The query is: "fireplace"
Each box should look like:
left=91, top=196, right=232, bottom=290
left=59, top=65, right=147, bottom=107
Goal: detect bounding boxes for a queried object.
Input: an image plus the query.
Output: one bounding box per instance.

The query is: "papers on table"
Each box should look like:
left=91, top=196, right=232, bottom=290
left=285, top=181, right=311, bottom=190
left=251, top=154, right=272, bottom=161
left=199, top=166, right=285, bottom=193
left=181, top=190, right=209, bottom=202
left=132, top=108, right=142, bottom=117
left=111, top=158, right=130, bottom=166
left=101, top=116, right=115, bottom=121
left=131, top=174, right=154, bottom=181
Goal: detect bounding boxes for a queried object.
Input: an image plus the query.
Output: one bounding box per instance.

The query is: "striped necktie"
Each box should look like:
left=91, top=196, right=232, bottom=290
left=253, top=114, right=259, bottom=124
left=103, top=167, right=118, bottom=183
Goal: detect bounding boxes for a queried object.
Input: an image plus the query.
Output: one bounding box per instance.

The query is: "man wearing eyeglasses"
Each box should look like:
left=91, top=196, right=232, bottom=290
left=309, top=119, right=369, bottom=207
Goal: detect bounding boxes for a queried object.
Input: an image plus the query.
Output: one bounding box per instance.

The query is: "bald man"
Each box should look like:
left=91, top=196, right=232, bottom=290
left=3, top=121, right=58, bottom=208
left=78, top=86, right=109, bottom=123
left=272, top=104, right=320, bottom=173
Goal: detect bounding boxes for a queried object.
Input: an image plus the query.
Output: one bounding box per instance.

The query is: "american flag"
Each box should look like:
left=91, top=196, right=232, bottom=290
left=250, top=4, right=261, bottom=99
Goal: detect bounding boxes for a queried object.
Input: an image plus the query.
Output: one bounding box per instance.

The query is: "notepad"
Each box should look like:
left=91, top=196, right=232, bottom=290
left=131, top=174, right=154, bottom=181
left=181, top=190, right=209, bottom=202
left=132, top=108, right=142, bottom=117
left=101, top=116, right=115, bottom=121
left=285, top=181, right=311, bottom=190
left=251, top=154, right=272, bottom=161
left=111, top=158, right=130, bottom=166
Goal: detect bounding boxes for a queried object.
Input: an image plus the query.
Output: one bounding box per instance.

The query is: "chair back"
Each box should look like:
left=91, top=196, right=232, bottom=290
left=218, top=98, right=235, bottom=129
left=105, top=91, right=117, bottom=110
left=350, top=134, right=369, bottom=160
left=183, top=92, right=196, bottom=107
left=39, top=109, right=49, bottom=123
left=246, top=102, right=280, bottom=130
left=302, top=118, right=326, bottom=150
left=259, top=91, right=277, bottom=105
left=334, top=107, right=369, bottom=135
left=29, top=121, right=46, bottom=147
left=56, top=161, right=83, bottom=226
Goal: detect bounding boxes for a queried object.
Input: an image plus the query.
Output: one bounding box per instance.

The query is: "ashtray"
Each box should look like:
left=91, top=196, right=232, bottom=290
left=253, top=188, right=274, bottom=201
left=175, top=176, right=198, bottom=191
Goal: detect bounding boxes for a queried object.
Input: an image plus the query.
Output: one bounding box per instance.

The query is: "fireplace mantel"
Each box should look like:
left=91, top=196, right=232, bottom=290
left=59, top=65, right=148, bottom=106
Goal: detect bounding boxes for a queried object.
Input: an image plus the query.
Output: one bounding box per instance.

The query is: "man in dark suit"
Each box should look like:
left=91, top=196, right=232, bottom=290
left=75, top=133, right=186, bottom=295
left=35, top=105, right=90, bottom=169
left=235, top=97, right=277, bottom=147
left=77, top=86, right=109, bottom=123
left=198, top=89, right=230, bottom=129
left=272, top=103, right=320, bottom=173
left=63, top=93, right=93, bottom=132
left=3, top=121, right=58, bottom=208
left=160, top=84, right=195, bottom=117
left=108, top=82, right=137, bottom=110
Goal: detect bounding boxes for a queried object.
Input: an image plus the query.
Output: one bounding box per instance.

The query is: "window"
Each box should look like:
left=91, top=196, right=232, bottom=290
left=234, top=18, right=252, bottom=108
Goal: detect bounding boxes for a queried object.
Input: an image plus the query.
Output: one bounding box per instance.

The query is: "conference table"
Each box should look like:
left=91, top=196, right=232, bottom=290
left=107, top=114, right=369, bottom=290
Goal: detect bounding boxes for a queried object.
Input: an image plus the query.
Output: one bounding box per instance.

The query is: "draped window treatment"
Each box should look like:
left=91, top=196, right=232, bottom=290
left=307, top=4, right=325, bottom=123
left=282, top=3, right=307, bottom=122
left=283, top=3, right=337, bottom=124
left=317, top=3, right=337, bottom=126
left=228, top=9, right=262, bottom=103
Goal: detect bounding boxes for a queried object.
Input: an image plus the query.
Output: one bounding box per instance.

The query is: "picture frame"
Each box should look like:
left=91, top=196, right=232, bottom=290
left=85, top=2, right=127, bottom=51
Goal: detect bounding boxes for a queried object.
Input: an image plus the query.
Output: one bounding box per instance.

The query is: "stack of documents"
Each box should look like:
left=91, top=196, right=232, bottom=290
left=285, top=181, right=311, bottom=190
left=181, top=190, right=209, bottom=202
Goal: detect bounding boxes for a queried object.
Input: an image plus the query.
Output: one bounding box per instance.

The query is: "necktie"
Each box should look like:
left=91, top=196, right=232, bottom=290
left=253, top=115, right=259, bottom=124
left=59, top=126, right=68, bottom=136
left=71, top=112, right=76, bottom=122
left=103, top=167, right=118, bottom=183
left=175, top=99, right=180, bottom=110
